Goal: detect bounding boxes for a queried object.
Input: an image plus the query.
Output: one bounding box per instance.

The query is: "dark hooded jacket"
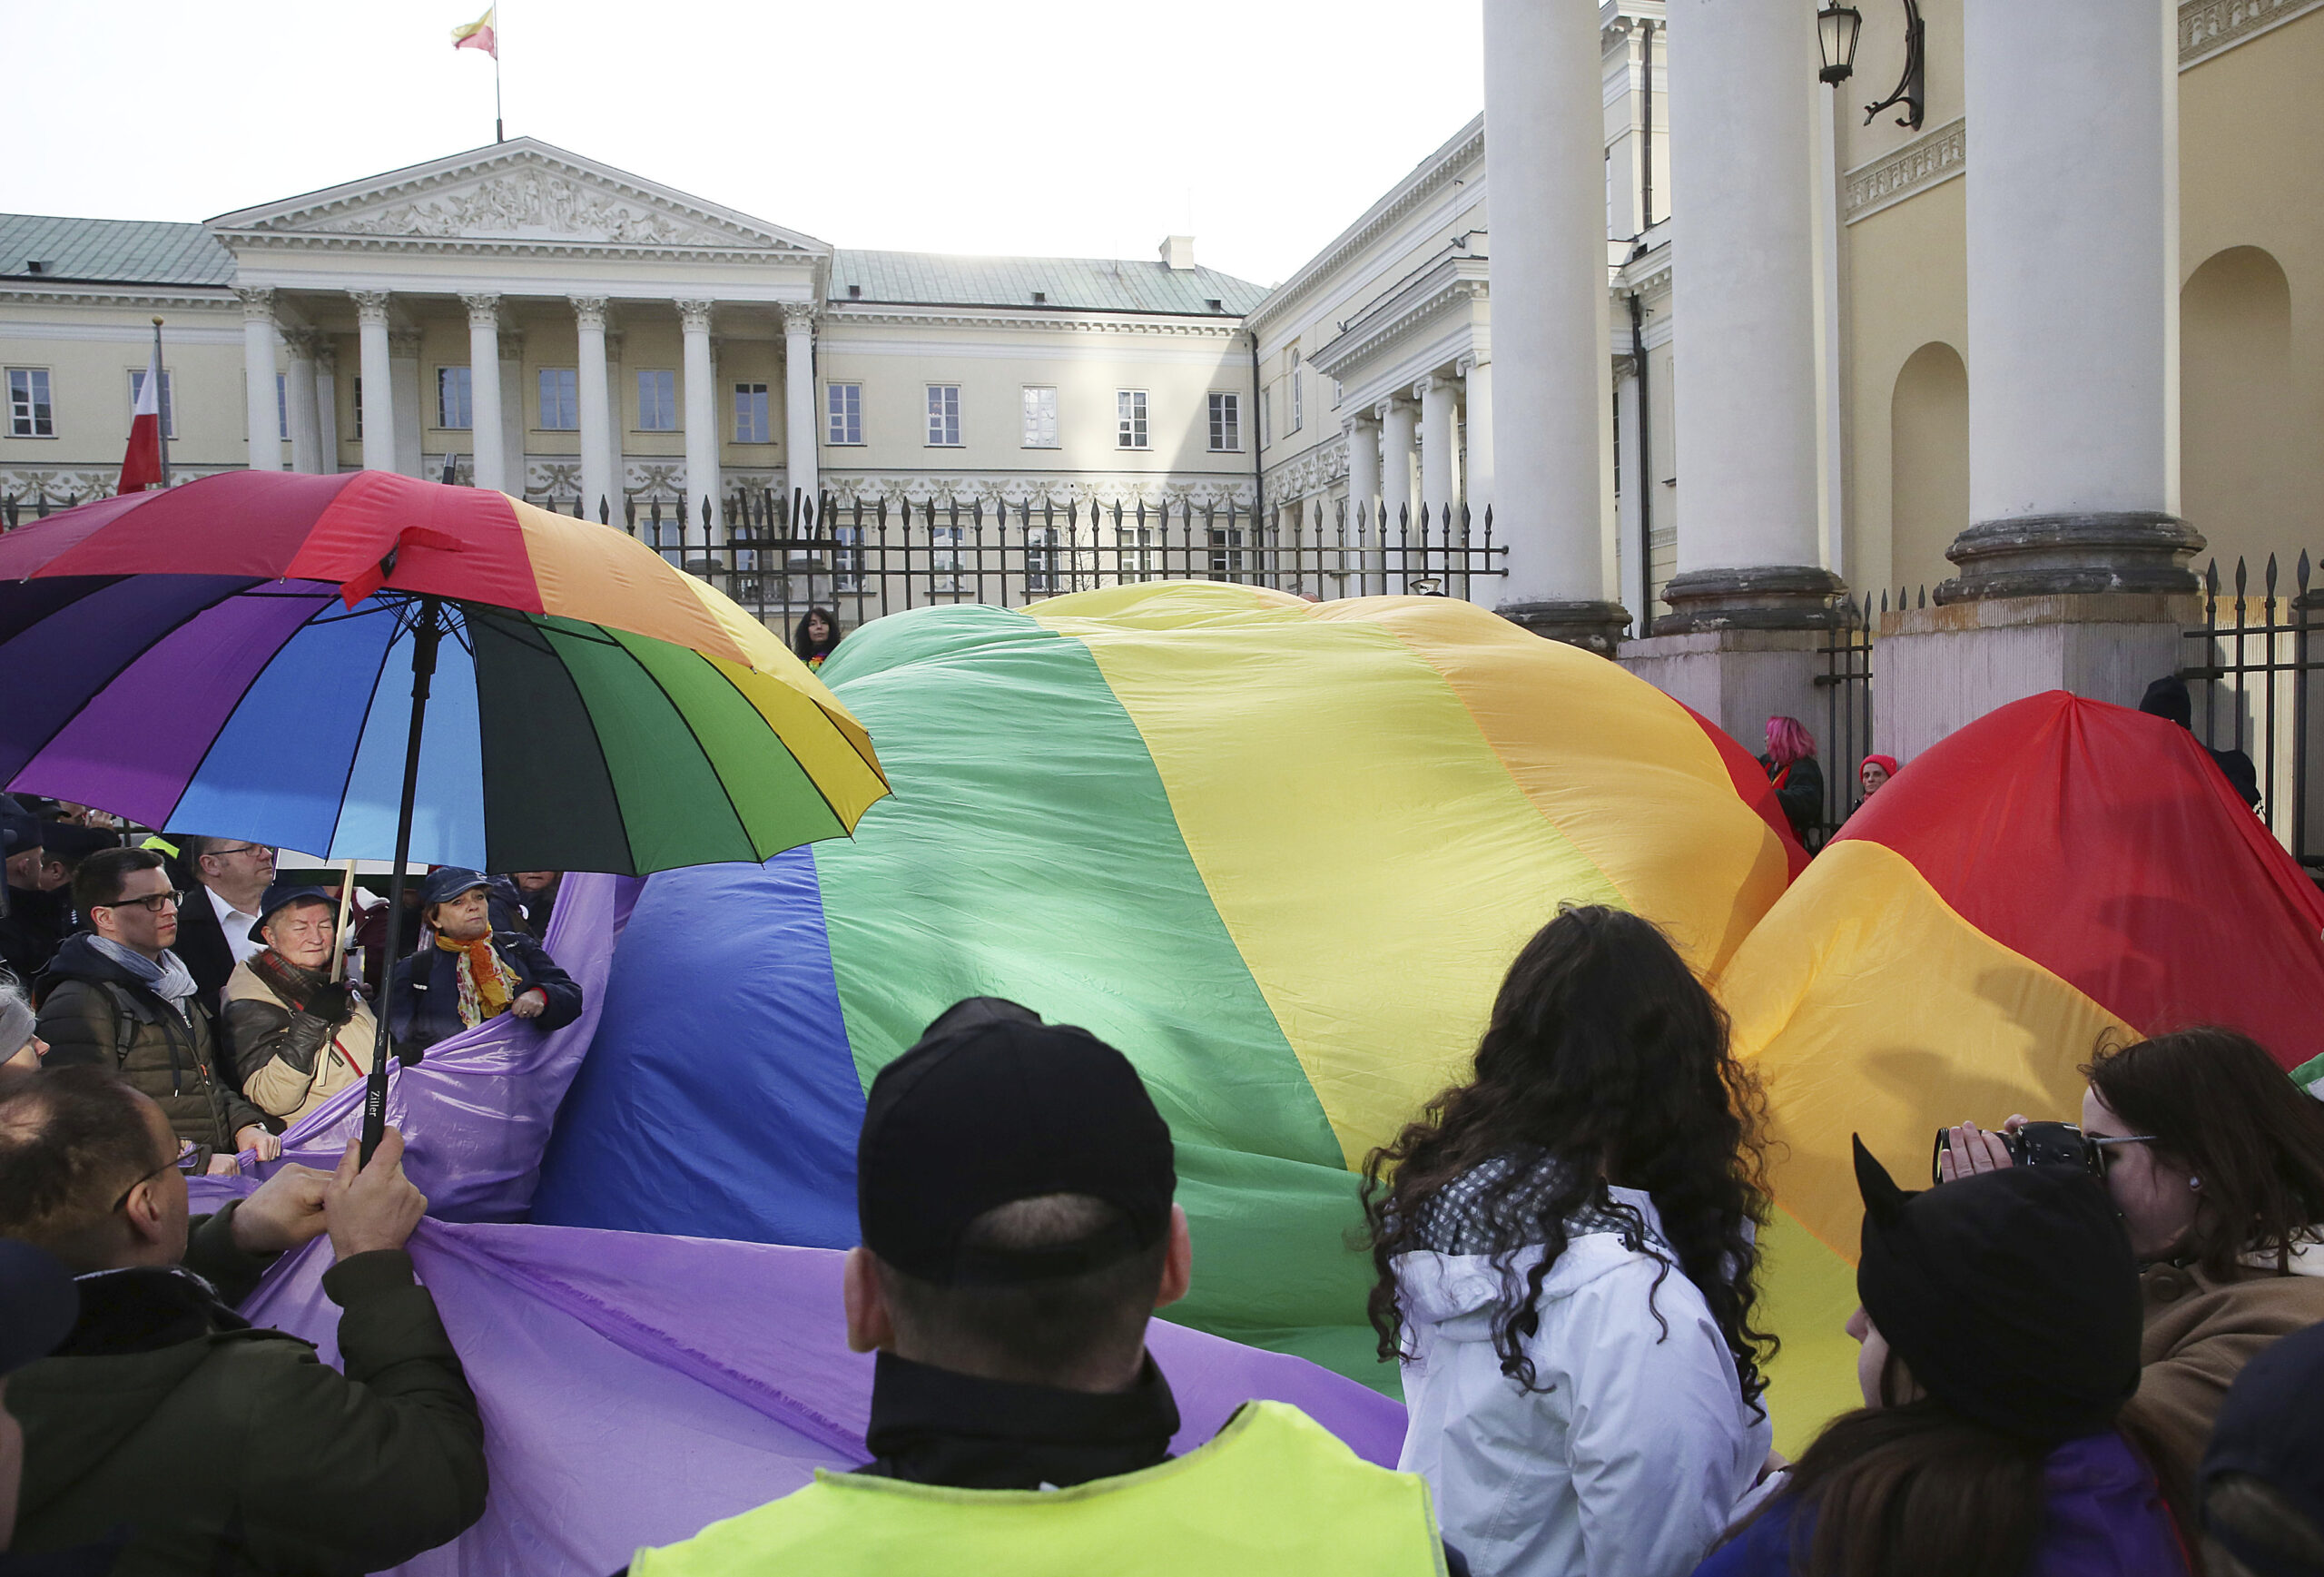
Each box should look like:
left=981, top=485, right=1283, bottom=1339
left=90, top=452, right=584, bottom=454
left=2139, top=675, right=2261, bottom=808
left=386, top=928, right=582, bottom=1054
left=6, top=1203, right=487, bottom=1574
left=34, top=935, right=264, bottom=1164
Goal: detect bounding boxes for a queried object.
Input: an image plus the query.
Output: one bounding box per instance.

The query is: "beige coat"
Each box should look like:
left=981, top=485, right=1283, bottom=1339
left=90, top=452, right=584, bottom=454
left=2120, top=1240, right=2324, bottom=1486
left=220, top=957, right=379, bottom=1127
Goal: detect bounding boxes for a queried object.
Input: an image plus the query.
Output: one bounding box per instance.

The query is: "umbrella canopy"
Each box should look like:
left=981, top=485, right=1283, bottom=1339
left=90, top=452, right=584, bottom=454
left=0, top=470, right=888, bottom=874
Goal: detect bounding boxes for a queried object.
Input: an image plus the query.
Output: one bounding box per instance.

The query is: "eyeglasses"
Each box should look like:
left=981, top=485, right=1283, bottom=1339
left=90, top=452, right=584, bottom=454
left=94, top=890, right=183, bottom=914
left=111, top=1138, right=198, bottom=1211
left=2089, top=1134, right=2159, bottom=1177
left=205, top=843, right=274, bottom=859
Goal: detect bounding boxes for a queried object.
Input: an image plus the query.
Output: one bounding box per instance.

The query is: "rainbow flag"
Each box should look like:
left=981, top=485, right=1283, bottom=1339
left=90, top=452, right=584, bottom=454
left=1723, top=690, right=2324, bottom=1443
left=537, top=582, right=1800, bottom=1386
left=450, top=5, right=497, bottom=56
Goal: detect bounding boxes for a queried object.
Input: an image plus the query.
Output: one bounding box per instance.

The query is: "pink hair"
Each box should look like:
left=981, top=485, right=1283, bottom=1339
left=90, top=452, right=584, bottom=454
left=1765, top=715, right=1817, bottom=766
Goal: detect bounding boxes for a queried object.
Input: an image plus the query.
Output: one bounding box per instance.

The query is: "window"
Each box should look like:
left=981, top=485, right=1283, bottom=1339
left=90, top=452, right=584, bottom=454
left=351, top=377, right=362, bottom=440
left=1208, top=391, right=1241, bottom=453
left=538, top=368, right=580, bottom=431
left=6, top=369, right=53, bottom=437
left=128, top=368, right=176, bottom=439
left=833, top=523, right=864, bottom=592
left=1026, top=524, right=1060, bottom=593
left=734, top=382, right=770, bottom=444
left=637, top=370, right=678, bottom=431
left=931, top=523, right=964, bottom=591
left=1117, top=524, right=1157, bottom=583
left=1116, top=389, right=1147, bottom=449
left=438, top=366, right=474, bottom=429
left=1260, top=389, right=1271, bottom=444
left=827, top=382, right=862, bottom=446
left=277, top=373, right=289, bottom=440
left=1021, top=386, right=1059, bottom=448
left=1289, top=350, right=1303, bottom=432
left=926, top=384, right=961, bottom=447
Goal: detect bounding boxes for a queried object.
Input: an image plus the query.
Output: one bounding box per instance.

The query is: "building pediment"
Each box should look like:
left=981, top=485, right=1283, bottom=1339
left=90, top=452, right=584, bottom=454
left=208, top=139, right=830, bottom=261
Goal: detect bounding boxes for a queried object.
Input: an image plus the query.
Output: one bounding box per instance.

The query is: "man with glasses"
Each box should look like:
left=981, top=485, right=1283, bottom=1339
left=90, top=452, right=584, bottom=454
left=33, top=847, right=277, bottom=1173
left=170, top=834, right=280, bottom=1011
left=0, top=1066, right=487, bottom=1571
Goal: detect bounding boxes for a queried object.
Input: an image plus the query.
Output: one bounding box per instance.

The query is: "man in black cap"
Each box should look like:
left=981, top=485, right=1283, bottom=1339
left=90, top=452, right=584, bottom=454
left=625, top=998, right=1453, bottom=1576
left=0, top=798, right=70, bottom=985
left=2142, top=674, right=2262, bottom=809
left=386, top=867, right=580, bottom=1056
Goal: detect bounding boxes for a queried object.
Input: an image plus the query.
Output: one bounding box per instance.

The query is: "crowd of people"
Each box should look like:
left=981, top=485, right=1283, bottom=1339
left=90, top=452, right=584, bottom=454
left=0, top=889, right=2318, bottom=1575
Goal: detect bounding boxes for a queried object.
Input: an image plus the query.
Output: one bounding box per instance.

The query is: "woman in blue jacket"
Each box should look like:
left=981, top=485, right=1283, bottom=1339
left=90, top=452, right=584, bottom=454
left=387, top=867, right=582, bottom=1055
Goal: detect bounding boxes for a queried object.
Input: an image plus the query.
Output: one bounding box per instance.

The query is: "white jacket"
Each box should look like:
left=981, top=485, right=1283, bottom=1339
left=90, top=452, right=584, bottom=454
left=1393, top=1185, right=1771, bottom=1577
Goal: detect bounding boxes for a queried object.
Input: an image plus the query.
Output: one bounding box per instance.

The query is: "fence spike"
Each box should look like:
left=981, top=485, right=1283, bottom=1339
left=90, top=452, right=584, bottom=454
left=2236, top=556, right=2250, bottom=597
left=1916, top=585, right=1927, bottom=609
left=2267, top=552, right=2280, bottom=598
left=2301, top=549, right=2313, bottom=597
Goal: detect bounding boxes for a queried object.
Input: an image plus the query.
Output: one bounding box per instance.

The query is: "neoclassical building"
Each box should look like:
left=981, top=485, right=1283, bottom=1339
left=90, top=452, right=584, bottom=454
left=0, top=140, right=1266, bottom=528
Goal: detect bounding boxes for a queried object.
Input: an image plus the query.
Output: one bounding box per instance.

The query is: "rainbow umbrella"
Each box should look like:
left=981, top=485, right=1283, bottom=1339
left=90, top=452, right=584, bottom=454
left=1719, top=690, right=2324, bottom=1445
left=0, top=468, right=888, bottom=1149
left=536, top=582, right=1803, bottom=1385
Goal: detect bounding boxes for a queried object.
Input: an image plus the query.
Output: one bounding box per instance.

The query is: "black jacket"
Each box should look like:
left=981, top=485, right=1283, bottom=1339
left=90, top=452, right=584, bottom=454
left=162, top=884, right=239, bottom=1018
left=34, top=935, right=264, bottom=1161
left=1759, top=754, right=1825, bottom=843
left=387, top=929, right=582, bottom=1054
left=0, top=882, right=73, bottom=984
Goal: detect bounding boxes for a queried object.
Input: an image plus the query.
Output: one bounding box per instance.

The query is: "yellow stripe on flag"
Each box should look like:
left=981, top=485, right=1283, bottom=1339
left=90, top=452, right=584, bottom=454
left=451, top=6, right=495, bottom=44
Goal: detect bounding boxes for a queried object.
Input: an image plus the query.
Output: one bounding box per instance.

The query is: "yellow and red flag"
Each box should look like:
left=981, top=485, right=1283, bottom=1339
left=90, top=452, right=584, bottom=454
left=1723, top=690, right=2324, bottom=1444
left=450, top=5, right=497, bottom=57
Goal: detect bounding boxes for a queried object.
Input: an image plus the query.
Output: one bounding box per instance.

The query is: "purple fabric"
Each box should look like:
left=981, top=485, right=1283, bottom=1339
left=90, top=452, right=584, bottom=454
left=183, top=864, right=1406, bottom=1573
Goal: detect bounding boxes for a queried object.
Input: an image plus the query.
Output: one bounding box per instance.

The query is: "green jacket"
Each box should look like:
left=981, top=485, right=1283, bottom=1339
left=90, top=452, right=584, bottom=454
left=8, top=1203, right=488, bottom=1575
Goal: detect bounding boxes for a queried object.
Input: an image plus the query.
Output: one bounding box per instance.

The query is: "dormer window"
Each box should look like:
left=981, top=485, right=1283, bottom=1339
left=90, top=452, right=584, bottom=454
left=1206, top=298, right=1223, bottom=310
left=24, top=261, right=50, bottom=275
left=847, top=284, right=862, bottom=299
left=1032, top=291, right=1047, bottom=304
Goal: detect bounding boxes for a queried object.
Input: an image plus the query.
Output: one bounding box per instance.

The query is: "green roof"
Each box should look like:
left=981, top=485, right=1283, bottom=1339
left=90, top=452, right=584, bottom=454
left=0, top=215, right=236, bottom=288
left=832, top=249, right=1265, bottom=317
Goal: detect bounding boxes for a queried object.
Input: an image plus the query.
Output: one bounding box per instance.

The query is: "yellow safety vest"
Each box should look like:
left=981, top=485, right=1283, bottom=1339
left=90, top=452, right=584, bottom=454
left=630, top=1399, right=1447, bottom=1577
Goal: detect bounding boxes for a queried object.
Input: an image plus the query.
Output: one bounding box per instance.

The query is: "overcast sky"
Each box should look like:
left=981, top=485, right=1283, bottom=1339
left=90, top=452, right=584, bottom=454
left=3, top=0, right=1484, bottom=289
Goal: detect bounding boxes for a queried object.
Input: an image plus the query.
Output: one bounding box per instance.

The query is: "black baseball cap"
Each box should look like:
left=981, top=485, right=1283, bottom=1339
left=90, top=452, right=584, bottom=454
left=0, top=1238, right=79, bottom=1374
left=857, top=998, right=1176, bottom=1286
left=419, top=867, right=491, bottom=910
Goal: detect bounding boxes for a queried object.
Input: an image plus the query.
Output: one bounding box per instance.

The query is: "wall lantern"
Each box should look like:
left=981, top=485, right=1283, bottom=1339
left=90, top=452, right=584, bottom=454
left=1816, top=4, right=1863, bottom=84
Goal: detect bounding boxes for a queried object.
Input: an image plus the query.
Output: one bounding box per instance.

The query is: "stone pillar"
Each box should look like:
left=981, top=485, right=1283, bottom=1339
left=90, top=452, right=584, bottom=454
left=1379, top=397, right=1417, bottom=534
left=283, top=329, right=323, bottom=475
left=1480, top=0, right=1626, bottom=652
left=237, top=287, right=282, bottom=472
left=351, top=292, right=396, bottom=474
left=1419, top=374, right=1459, bottom=525
left=677, top=299, right=721, bottom=537
left=461, top=293, right=506, bottom=493
left=1944, top=0, right=2196, bottom=600
left=499, top=328, right=527, bottom=501
left=1344, top=413, right=1381, bottom=595
left=314, top=341, right=340, bottom=472
left=604, top=327, right=627, bottom=520
left=783, top=302, right=819, bottom=522
left=1659, top=0, right=1842, bottom=633
left=573, top=297, right=614, bottom=522
left=388, top=328, right=423, bottom=478
left=1457, top=354, right=1493, bottom=517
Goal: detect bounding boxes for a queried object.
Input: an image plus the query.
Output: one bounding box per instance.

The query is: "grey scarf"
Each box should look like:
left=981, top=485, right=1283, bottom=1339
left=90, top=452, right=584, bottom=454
left=90, top=936, right=199, bottom=1020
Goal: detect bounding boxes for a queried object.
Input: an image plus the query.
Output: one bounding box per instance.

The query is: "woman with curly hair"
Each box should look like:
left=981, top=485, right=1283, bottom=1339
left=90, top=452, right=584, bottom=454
left=1364, top=905, right=1779, bottom=1577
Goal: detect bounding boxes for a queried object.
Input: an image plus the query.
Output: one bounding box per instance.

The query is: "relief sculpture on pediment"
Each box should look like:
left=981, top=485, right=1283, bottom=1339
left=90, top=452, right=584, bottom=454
left=312, top=171, right=727, bottom=245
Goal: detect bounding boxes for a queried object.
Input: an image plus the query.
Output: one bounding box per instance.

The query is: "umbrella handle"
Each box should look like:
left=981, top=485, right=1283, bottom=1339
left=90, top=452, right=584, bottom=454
left=361, top=596, right=443, bottom=1168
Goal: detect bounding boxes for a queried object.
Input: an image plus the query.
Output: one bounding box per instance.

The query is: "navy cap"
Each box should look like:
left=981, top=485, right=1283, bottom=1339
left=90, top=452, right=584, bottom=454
left=1, top=796, right=42, bottom=860
left=0, top=1239, right=79, bottom=1374
left=249, top=883, right=340, bottom=945
left=419, top=867, right=491, bottom=911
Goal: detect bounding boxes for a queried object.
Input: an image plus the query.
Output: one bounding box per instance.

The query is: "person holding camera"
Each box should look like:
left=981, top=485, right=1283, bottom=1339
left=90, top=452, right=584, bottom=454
left=222, top=884, right=377, bottom=1129
left=1364, top=906, right=1779, bottom=1577
left=1696, top=1139, right=2187, bottom=1577
left=1936, top=1028, right=2324, bottom=1494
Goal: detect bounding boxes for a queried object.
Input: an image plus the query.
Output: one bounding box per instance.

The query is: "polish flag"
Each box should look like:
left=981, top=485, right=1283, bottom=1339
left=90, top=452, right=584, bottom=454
left=119, top=341, right=163, bottom=494
left=450, top=6, right=497, bottom=56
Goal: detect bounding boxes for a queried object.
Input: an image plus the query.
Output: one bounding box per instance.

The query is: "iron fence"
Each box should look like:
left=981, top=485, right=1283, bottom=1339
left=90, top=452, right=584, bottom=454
left=1810, top=594, right=1877, bottom=845
left=2181, top=554, right=2323, bottom=868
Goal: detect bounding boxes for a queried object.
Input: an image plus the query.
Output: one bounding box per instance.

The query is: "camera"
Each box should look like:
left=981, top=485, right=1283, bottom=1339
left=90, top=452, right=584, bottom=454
left=1929, top=1120, right=2096, bottom=1185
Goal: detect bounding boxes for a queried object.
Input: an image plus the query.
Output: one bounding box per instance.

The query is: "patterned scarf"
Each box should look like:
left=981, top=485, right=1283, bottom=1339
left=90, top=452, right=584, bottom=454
left=90, top=937, right=199, bottom=1021
left=251, top=949, right=330, bottom=1013
left=435, top=931, right=517, bottom=1028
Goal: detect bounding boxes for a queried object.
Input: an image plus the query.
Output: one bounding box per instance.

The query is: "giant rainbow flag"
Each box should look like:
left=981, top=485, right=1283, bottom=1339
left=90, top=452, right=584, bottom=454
left=537, top=582, right=1804, bottom=1383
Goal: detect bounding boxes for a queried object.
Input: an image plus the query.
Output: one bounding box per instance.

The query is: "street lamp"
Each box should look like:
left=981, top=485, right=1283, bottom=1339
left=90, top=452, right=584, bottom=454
left=1860, top=0, right=1926, bottom=129
left=1817, top=4, right=1864, bottom=84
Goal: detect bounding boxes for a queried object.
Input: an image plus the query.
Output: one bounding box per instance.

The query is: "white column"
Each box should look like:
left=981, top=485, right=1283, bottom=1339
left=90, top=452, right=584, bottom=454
left=237, top=287, right=282, bottom=472
left=1344, top=413, right=1381, bottom=594
left=283, top=330, right=323, bottom=475
left=677, top=299, right=721, bottom=538
left=1947, top=0, right=2194, bottom=597
left=499, top=329, right=527, bottom=501
left=351, top=294, right=395, bottom=473
left=461, top=293, right=506, bottom=493
left=1419, top=374, right=1458, bottom=523
left=388, top=329, right=423, bottom=478
left=603, top=327, right=626, bottom=521
left=1379, top=398, right=1417, bottom=532
left=314, top=342, right=340, bottom=473
left=1458, top=355, right=1494, bottom=517
left=1663, top=0, right=1836, bottom=628
left=782, top=302, right=819, bottom=521
left=1480, top=0, right=1617, bottom=636
left=572, top=297, right=613, bottom=522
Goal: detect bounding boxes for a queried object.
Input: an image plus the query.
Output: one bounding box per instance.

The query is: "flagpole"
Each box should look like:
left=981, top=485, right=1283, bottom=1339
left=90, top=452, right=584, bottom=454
left=494, top=6, right=504, bottom=143
left=152, top=318, right=171, bottom=488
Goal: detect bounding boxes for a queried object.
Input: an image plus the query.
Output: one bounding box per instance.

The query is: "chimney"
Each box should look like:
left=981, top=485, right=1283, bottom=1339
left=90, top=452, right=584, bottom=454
left=1158, top=235, right=1196, bottom=271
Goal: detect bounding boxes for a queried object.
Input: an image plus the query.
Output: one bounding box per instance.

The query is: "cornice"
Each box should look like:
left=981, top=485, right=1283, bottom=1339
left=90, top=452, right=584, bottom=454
left=823, top=303, right=1244, bottom=339
left=0, top=285, right=235, bottom=310
left=214, top=231, right=823, bottom=267
left=1310, top=254, right=1489, bottom=379
left=1844, top=116, right=1965, bottom=225
left=1246, top=117, right=1486, bottom=331
left=2180, top=0, right=2324, bottom=65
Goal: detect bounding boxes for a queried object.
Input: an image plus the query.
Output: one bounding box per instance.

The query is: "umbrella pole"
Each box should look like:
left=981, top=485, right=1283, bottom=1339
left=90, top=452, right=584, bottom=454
left=360, top=596, right=444, bottom=1167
